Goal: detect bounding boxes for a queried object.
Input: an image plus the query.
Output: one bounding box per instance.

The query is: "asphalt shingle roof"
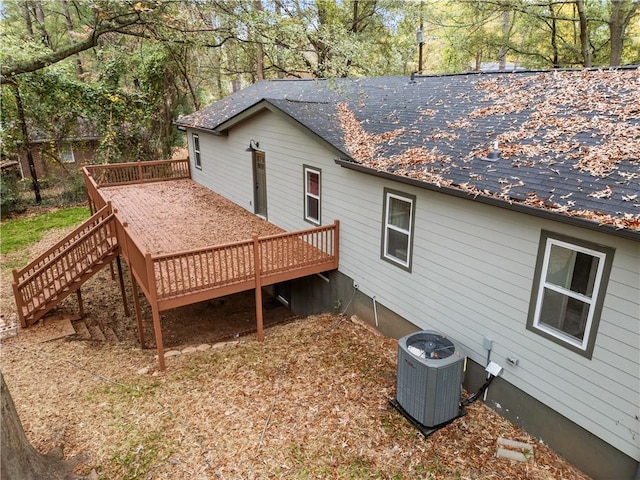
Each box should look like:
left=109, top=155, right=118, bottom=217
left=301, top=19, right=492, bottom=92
left=176, top=69, right=640, bottom=235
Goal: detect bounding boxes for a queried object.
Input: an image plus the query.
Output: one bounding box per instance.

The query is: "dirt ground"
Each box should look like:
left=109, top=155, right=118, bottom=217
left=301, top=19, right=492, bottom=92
left=1, top=221, right=591, bottom=479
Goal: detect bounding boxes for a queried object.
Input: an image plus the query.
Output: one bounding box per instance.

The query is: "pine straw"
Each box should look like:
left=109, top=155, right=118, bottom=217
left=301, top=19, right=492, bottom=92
left=1, top=314, right=590, bottom=479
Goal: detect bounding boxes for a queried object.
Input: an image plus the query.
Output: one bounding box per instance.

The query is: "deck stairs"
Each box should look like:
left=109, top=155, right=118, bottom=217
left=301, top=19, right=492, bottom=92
left=12, top=205, right=120, bottom=328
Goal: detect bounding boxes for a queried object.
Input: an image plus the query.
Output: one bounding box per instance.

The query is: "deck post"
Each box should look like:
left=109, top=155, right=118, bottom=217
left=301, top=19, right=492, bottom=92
left=145, top=252, right=166, bottom=370
left=12, top=270, right=26, bottom=328
left=116, top=256, right=130, bottom=317
left=137, top=162, right=143, bottom=182
left=152, top=304, right=165, bottom=371
left=130, top=273, right=145, bottom=349
left=253, top=235, right=264, bottom=342
left=76, top=289, right=84, bottom=318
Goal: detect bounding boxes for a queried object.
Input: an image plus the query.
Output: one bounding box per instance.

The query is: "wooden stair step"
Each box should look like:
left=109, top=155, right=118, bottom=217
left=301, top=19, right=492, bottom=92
left=73, top=321, right=92, bottom=340
left=87, top=325, right=107, bottom=342
left=103, top=326, right=119, bottom=343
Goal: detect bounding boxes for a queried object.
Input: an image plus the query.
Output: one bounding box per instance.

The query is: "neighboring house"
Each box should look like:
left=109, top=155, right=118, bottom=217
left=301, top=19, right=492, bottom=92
left=16, top=118, right=100, bottom=180
left=175, top=68, right=640, bottom=480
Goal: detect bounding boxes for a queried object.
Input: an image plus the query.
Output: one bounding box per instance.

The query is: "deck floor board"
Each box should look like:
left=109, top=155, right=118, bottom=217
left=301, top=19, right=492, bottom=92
left=100, top=179, right=284, bottom=255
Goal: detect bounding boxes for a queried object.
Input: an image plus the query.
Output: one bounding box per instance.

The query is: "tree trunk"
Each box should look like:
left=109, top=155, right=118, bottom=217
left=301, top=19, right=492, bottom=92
left=11, top=81, right=41, bottom=203
left=549, top=3, right=559, bottom=68
left=498, top=10, right=510, bottom=71
left=608, top=0, right=639, bottom=66
left=253, top=0, right=265, bottom=81
left=34, top=0, right=52, bottom=48
left=1, top=371, right=74, bottom=479
left=352, top=0, right=359, bottom=33
left=61, top=0, right=84, bottom=77
left=275, top=0, right=284, bottom=78
left=575, top=0, right=591, bottom=67
left=23, top=2, right=34, bottom=36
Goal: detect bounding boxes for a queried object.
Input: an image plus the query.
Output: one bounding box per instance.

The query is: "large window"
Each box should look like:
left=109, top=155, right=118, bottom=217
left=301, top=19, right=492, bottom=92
left=304, top=166, right=321, bottom=225
left=527, top=231, right=615, bottom=358
left=381, top=189, right=416, bottom=271
left=192, top=133, right=201, bottom=169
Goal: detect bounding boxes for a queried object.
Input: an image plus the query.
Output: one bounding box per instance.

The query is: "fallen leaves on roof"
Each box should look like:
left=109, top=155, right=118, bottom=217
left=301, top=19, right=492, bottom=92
left=337, top=69, right=640, bottom=232
left=337, top=102, right=405, bottom=163
left=473, top=70, right=640, bottom=179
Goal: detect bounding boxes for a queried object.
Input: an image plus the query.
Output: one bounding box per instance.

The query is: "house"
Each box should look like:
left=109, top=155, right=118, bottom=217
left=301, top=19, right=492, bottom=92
left=14, top=117, right=101, bottom=180
left=176, top=68, right=640, bottom=480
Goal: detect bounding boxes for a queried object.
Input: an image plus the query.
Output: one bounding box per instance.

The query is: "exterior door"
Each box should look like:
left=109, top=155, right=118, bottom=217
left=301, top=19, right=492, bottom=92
left=253, top=150, right=267, bottom=218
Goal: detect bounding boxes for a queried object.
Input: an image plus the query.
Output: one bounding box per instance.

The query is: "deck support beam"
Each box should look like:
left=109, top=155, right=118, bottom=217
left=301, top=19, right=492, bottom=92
left=152, top=304, right=165, bottom=371
left=76, top=289, right=84, bottom=318
left=130, top=273, right=145, bottom=349
left=116, top=256, right=130, bottom=317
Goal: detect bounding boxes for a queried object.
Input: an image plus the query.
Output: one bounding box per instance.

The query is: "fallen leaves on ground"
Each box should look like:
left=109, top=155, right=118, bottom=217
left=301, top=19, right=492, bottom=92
left=1, top=314, right=590, bottom=479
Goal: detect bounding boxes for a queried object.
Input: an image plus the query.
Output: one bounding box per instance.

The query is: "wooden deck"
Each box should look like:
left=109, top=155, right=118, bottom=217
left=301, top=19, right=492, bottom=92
left=82, top=159, right=339, bottom=370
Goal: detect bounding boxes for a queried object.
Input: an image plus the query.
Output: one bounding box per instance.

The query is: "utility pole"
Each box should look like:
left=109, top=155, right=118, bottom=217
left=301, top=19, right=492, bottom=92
left=417, top=2, right=424, bottom=73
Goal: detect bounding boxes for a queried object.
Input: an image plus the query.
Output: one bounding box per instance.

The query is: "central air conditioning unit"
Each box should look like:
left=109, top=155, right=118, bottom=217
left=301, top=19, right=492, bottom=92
left=396, top=330, right=465, bottom=427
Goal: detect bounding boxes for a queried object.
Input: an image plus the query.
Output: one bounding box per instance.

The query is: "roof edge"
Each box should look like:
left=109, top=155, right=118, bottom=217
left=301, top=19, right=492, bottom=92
left=334, top=158, right=640, bottom=242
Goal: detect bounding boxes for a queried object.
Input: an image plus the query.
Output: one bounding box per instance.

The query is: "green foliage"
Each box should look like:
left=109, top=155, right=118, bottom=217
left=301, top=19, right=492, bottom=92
left=59, top=172, right=87, bottom=205
left=0, top=0, right=638, bottom=177
left=0, top=206, right=89, bottom=255
left=0, top=169, right=25, bottom=218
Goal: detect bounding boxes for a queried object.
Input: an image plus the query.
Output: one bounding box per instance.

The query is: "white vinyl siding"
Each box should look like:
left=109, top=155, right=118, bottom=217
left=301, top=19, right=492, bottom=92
left=304, top=166, right=320, bottom=225
left=184, top=110, right=640, bottom=461
left=527, top=233, right=614, bottom=358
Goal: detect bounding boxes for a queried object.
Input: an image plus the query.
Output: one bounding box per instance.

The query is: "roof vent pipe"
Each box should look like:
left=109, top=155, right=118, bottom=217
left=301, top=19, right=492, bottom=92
left=484, top=140, right=501, bottom=162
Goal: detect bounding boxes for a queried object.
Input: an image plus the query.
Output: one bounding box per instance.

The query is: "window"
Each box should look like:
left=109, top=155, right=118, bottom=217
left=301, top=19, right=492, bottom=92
left=304, top=166, right=321, bottom=224
left=381, top=189, right=416, bottom=271
left=527, top=231, right=615, bottom=358
left=59, top=143, right=75, bottom=163
left=192, top=133, right=201, bottom=169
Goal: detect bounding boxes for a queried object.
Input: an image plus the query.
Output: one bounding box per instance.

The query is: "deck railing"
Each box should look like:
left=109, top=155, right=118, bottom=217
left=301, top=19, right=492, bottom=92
left=152, top=239, right=256, bottom=301
left=150, top=222, right=339, bottom=305
left=12, top=205, right=119, bottom=327
left=82, top=160, right=339, bottom=313
left=84, top=159, right=190, bottom=188
left=258, top=223, right=336, bottom=275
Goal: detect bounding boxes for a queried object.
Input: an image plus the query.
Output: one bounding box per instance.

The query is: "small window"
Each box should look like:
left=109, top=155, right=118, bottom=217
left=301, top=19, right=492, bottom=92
left=192, top=133, right=201, bottom=169
left=304, top=166, right=321, bottom=225
left=381, top=188, right=416, bottom=271
left=59, top=143, right=75, bottom=163
left=527, top=231, right=615, bottom=358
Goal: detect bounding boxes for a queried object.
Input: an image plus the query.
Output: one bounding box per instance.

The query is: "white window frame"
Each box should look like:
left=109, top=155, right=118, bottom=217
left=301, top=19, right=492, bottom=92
left=304, top=166, right=321, bottom=225
left=527, top=231, right=614, bottom=358
left=381, top=189, right=415, bottom=271
left=59, top=142, right=75, bottom=163
left=192, top=133, right=201, bottom=170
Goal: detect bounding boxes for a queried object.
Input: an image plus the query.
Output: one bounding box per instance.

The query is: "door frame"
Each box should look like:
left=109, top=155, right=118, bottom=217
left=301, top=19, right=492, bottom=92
left=252, top=150, right=267, bottom=218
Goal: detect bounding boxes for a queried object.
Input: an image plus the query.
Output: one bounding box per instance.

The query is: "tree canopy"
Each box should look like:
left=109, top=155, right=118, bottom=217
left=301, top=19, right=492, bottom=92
left=1, top=0, right=638, bottom=165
